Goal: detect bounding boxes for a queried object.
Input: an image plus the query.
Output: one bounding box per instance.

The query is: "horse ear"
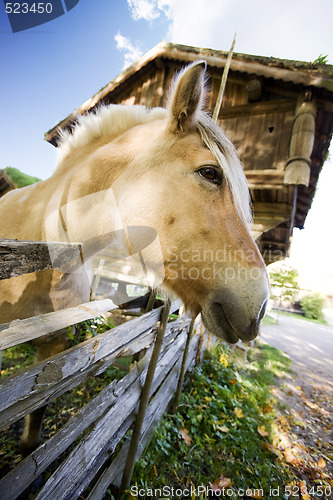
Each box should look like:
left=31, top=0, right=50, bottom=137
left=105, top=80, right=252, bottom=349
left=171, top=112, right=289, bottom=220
left=168, top=60, right=207, bottom=133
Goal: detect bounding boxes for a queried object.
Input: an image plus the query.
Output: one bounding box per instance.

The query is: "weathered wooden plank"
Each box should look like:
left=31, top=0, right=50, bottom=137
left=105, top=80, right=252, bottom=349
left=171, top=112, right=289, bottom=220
left=0, top=321, right=183, bottom=500
left=0, top=239, right=82, bottom=280
left=0, top=306, right=162, bottom=414
left=87, top=332, right=200, bottom=498
left=0, top=377, right=112, bottom=499
left=120, top=300, right=172, bottom=493
left=0, top=340, right=159, bottom=500
left=33, top=324, right=188, bottom=500
left=0, top=304, right=183, bottom=429
left=0, top=311, right=160, bottom=420
left=33, top=378, right=143, bottom=500
left=83, top=361, right=183, bottom=500
left=0, top=299, right=117, bottom=350
left=67, top=329, right=191, bottom=500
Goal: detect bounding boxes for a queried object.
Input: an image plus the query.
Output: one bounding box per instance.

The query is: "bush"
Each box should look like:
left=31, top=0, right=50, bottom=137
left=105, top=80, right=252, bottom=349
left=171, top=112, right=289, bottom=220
left=300, top=292, right=325, bottom=320
left=3, top=166, right=41, bottom=188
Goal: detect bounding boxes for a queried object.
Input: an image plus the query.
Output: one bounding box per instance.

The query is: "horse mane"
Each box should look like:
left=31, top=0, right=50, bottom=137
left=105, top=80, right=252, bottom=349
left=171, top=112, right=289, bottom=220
left=197, top=114, right=252, bottom=224
left=57, top=104, right=168, bottom=164
left=57, top=103, right=251, bottom=224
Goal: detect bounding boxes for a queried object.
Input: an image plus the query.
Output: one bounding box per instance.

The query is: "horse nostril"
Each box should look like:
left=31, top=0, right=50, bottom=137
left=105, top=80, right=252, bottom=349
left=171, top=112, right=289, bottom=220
left=258, top=298, right=268, bottom=322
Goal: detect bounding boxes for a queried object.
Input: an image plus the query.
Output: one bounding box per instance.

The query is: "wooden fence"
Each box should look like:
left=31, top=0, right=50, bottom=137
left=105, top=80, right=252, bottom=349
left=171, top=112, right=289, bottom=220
left=0, top=240, right=207, bottom=499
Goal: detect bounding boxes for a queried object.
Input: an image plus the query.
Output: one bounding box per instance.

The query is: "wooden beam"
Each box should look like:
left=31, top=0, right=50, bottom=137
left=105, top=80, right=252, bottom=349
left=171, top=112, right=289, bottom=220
left=219, top=99, right=294, bottom=119
left=259, top=240, right=288, bottom=247
left=251, top=202, right=292, bottom=238
left=245, top=170, right=285, bottom=189
left=253, top=202, right=293, bottom=217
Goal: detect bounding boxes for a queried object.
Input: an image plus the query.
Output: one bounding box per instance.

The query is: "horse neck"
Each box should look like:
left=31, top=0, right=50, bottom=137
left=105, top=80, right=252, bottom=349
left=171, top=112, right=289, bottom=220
left=44, top=143, right=133, bottom=263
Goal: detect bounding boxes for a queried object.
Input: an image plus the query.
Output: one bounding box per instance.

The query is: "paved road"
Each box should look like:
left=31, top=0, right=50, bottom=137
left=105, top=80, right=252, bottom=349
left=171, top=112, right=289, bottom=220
left=260, top=313, right=333, bottom=385
left=260, top=313, right=333, bottom=482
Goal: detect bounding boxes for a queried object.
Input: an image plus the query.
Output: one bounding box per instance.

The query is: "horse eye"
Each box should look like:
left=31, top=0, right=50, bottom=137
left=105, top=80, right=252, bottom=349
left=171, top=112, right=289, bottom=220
left=197, top=166, right=223, bottom=186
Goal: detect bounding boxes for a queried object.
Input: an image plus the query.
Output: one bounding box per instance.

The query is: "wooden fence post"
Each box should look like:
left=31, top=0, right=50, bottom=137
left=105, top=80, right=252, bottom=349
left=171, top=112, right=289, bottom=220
left=171, top=318, right=195, bottom=414
left=196, top=324, right=205, bottom=366
left=119, top=298, right=171, bottom=495
left=131, top=289, right=157, bottom=365
left=90, top=258, right=105, bottom=300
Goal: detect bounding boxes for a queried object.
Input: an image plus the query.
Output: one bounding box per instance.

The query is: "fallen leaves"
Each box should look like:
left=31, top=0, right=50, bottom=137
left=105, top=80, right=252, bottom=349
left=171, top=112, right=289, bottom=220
left=277, top=433, right=292, bottom=450
left=234, top=408, right=244, bottom=418
left=257, top=425, right=269, bottom=437
left=283, top=448, right=300, bottom=465
left=209, top=473, right=232, bottom=491
left=216, top=424, right=229, bottom=433
left=219, top=353, right=229, bottom=367
left=263, top=403, right=272, bottom=413
left=179, top=428, right=192, bottom=445
left=317, top=457, right=326, bottom=469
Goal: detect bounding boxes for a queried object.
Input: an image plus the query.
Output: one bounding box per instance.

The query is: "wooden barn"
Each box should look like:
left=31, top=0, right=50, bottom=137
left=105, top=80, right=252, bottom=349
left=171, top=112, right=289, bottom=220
left=45, top=42, right=333, bottom=265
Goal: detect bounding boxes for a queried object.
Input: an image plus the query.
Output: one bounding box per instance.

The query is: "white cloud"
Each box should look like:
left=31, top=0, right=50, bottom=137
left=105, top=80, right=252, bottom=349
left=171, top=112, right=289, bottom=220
left=131, top=0, right=332, bottom=63
left=114, top=33, right=143, bottom=69
left=158, top=0, right=232, bottom=49
left=127, top=0, right=160, bottom=21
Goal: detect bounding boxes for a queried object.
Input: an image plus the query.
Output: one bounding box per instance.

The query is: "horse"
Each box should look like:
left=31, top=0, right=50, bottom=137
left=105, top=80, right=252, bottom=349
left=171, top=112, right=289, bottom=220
left=0, top=61, right=269, bottom=454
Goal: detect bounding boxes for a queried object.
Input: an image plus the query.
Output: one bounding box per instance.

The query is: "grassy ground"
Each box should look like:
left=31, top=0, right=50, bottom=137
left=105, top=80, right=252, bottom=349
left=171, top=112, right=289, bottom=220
left=119, top=341, right=332, bottom=500
left=1, top=318, right=331, bottom=499
left=268, top=310, right=328, bottom=326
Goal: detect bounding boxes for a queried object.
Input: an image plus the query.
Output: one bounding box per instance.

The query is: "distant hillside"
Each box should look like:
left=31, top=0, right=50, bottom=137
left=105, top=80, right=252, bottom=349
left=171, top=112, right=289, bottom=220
left=3, top=167, right=41, bottom=188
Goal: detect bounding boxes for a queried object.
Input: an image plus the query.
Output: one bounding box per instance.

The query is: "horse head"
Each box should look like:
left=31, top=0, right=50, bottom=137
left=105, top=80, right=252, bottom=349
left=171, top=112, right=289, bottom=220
left=104, top=61, right=270, bottom=343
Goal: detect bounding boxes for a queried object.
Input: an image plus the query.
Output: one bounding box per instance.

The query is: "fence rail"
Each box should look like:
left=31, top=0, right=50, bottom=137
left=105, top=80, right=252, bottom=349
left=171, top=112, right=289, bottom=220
left=0, top=239, right=207, bottom=499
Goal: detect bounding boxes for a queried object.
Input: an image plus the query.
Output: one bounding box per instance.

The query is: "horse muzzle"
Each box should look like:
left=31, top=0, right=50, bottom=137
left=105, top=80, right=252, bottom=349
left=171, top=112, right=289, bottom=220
left=201, top=287, right=269, bottom=344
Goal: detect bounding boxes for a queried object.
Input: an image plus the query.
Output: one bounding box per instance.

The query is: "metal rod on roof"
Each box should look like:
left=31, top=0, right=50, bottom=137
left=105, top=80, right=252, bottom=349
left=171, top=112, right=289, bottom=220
left=212, top=33, right=236, bottom=122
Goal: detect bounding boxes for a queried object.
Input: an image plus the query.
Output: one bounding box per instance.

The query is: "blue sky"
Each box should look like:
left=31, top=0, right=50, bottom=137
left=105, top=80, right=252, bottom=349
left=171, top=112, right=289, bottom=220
left=1, top=0, right=333, bottom=290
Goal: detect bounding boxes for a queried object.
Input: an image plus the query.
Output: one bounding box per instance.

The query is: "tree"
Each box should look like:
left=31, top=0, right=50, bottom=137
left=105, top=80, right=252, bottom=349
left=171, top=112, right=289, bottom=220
left=3, top=166, right=41, bottom=188
left=269, top=264, right=299, bottom=321
left=300, top=292, right=325, bottom=321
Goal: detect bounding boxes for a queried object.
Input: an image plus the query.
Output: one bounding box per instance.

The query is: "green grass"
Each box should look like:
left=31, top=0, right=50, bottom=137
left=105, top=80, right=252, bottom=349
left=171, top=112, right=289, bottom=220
left=261, top=314, right=277, bottom=326
left=118, top=341, right=295, bottom=500
left=270, top=310, right=328, bottom=325
left=3, top=166, right=41, bottom=188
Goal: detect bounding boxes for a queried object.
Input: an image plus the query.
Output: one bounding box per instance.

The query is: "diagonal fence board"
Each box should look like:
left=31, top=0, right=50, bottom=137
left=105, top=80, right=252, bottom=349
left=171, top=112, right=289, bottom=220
left=0, top=305, right=184, bottom=430
left=0, top=319, right=192, bottom=500
left=31, top=324, right=191, bottom=500
left=0, top=299, right=118, bottom=350
left=86, top=332, right=201, bottom=499
left=0, top=296, right=203, bottom=500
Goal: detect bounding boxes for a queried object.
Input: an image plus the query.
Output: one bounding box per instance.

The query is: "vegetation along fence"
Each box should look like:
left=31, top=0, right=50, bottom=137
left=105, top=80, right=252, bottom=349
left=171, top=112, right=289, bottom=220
left=0, top=239, right=208, bottom=499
